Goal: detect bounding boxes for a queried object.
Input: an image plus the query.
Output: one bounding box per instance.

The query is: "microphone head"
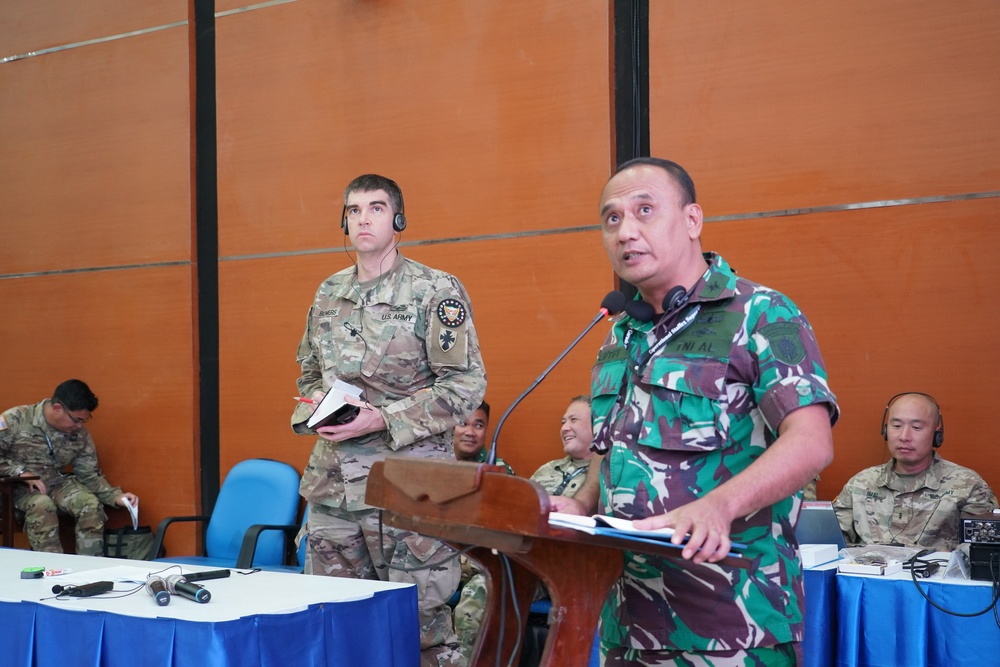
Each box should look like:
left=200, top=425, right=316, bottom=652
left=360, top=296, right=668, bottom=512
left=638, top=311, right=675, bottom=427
left=52, top=584, right=65, bottom=594
left=624, top=299, right=656, bottom=323
left=145, top=575, right=171, bottom=606
left=600, top=290, right=627, bottom=316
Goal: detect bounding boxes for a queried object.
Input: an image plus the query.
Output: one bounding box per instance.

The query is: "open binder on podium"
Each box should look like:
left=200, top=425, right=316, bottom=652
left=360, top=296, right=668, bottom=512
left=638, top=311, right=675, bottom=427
left=366, top=457, right=747, bottom=667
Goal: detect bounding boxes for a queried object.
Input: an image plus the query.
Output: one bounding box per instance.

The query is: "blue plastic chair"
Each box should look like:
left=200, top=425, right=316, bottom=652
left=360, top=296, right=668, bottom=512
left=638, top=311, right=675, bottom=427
left=151, top=459, right=301, bottom=569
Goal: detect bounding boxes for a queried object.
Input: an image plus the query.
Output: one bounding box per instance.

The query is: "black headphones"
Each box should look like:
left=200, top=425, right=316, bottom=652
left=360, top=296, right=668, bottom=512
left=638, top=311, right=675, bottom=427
left=341, top=183, right=407, bottom=235
left=880, top=392, right=944, bottom=448
left=624, top=286, right=690, bottom=322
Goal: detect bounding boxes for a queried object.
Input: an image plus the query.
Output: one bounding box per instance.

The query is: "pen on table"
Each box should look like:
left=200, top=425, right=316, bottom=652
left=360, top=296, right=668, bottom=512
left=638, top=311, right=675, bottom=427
left=293, top=397, right=316, bottom=404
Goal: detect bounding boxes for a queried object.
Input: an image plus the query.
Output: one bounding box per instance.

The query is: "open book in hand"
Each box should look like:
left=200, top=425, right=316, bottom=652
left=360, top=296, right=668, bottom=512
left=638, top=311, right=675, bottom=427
left=306, top=379, right=364, bottom=429
left=548, top=512, right=747, bottom=554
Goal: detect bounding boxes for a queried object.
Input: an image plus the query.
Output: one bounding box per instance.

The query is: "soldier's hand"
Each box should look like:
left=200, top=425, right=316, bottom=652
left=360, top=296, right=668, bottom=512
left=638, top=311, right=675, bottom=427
left=315, top=397, right=386, bottom=442
left=117, top=492, right=139, bottom=507
left=633, top=495, right=734, bottom=564
left=23, top=474, right=46, bottom=494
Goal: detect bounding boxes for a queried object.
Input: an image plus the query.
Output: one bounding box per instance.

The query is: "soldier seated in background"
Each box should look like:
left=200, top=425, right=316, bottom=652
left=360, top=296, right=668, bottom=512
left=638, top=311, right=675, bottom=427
left=452, top=399, right=515, bottom=662
left=833, top=392, right=996, bottom=551
left=453, top=401, right=514, bottom=474
left=0, top=379, right=138, bottom=555
left=531, top=395, right=594, bottom=499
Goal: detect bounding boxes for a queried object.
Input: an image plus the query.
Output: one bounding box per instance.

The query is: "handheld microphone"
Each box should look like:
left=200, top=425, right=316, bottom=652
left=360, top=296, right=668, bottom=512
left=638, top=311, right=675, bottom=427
left=487, top=291, right=626, bottom=465
left=165, top=574, right=212, bottom=603
left=144, top=575, right=170, bottom=606
left=182, top=568, right=231, bottom=583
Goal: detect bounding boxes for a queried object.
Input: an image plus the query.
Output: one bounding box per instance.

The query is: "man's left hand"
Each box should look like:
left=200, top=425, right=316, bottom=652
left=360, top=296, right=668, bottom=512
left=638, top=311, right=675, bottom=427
left=315, top=396, right=387, bottom=442
left=117, top=492, right=139, bottom=508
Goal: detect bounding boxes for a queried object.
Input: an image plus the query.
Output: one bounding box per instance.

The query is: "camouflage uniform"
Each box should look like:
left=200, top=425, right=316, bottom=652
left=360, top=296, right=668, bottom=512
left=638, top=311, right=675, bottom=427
left=293, top=252, right=487, bottom=667
left=591, top=253, right=838, bottom=662
left=458, top=447, right=514, bottom=475
left=832, top=453, right=997, bottom=551
left=0, top=400, right=124, bottom=555
left=530, top=454, right=590, bottom=497
left=452, top=450, right=515, bottom=662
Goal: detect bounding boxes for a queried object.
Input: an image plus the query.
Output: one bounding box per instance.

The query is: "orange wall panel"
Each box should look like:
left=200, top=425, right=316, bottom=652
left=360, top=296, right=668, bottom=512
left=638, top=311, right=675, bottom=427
left=0, top=266, right=199, bottom=554
left=649, top=1, right=1000, bottom=214
left=0, top=26, right=192, bottom=275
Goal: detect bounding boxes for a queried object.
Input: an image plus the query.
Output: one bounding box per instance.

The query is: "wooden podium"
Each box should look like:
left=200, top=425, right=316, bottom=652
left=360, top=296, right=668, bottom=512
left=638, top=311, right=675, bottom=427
left=366, top=457, right=746, bottom=667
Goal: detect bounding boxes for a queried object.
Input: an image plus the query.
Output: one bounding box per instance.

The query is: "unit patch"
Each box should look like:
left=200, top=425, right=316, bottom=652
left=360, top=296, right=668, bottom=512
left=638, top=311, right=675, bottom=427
left=436, top=299, right=467, bottom=328
left=439, top=329, right=459, bottom=352
left=759, top=322, right=806, bottom=365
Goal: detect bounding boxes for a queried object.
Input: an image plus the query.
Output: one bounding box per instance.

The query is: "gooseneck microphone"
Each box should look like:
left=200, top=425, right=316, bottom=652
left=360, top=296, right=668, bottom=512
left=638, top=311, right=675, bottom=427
left=487, top=291, right=626, bottom=465
left=165, top=574, right=212, bottom=603
left=145, top=575, right=170, bottom=606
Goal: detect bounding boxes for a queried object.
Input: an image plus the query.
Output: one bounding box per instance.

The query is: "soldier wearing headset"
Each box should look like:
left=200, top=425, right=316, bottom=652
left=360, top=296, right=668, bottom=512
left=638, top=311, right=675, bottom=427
left=833, top=391, right=997, bottom=551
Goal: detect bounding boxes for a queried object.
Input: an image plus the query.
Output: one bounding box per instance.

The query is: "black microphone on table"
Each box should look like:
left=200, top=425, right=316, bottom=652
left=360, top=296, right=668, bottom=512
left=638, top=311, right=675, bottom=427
left=145, top=575, right=171, bottom=606
left=487, top=290, right=627, bottom=465
left=165, top=574, right=212, bottom=603
left=51, top=581, right=114, bottom=597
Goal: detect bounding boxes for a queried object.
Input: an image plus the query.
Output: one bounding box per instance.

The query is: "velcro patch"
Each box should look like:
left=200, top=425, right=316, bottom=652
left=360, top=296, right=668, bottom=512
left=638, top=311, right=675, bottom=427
left=439, top=329, right=461, bottom=352
left=759, top=322, right=806, bottom=365
left=0, top=415, right=6, bottom=430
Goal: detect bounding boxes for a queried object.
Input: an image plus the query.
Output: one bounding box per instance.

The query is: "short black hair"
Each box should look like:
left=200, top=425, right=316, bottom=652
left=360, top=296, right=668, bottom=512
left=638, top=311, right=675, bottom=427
left=52, top=379, right=99, bottom=412
left=344, top=174, right=405, bottom=215
left=614, top=157, right=696, bottom=207
left=477, top=400, right=491, bottom=419
left=569, top=395, right=591, bottom=406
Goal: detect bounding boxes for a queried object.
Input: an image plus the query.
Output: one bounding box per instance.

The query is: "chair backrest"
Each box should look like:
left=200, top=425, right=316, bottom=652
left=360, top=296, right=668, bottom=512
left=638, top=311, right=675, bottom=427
left=204, top=459, right=301, bottom=566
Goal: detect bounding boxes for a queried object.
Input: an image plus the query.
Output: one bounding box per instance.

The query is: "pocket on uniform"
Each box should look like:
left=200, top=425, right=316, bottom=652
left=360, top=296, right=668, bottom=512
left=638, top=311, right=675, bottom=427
left=639, top=357, right=727, bottom=452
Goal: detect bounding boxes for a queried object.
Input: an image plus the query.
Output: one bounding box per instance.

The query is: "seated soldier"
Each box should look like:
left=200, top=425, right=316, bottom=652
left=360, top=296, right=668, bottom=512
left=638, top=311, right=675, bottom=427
left=833, top=392, right=996, bottom=551
left=452, top=400, right=514, bottom=474
left=452, top=400, right=515, bottom=662
left=531, top=395, right=594, bottom=498
left=0, top=379, right=138, bottom=554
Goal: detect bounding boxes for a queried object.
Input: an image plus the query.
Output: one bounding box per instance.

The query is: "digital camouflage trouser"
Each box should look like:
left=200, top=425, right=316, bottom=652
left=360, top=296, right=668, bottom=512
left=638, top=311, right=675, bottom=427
left=14, top=477, right=107, bottom=555
left=304, top=503, right=465, bottom=667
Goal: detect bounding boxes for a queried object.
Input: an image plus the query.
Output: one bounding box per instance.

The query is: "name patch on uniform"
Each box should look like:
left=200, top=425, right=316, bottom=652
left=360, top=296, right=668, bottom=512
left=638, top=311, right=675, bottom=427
left=316, top=308, right=341, bottom=317
left=759, top=322, right=806, bottom=365
left=436, top=299, right=467, bottom=328
left=381, top=313, right=414, bottom=322
left=597, top=347, right=628, bottom=364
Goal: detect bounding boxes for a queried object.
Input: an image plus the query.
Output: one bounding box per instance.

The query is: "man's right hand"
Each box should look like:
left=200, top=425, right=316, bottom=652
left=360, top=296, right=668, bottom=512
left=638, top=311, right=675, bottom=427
left=21, top=472, right=46, bottom=494
left=549, top=495, right=587, bottom=515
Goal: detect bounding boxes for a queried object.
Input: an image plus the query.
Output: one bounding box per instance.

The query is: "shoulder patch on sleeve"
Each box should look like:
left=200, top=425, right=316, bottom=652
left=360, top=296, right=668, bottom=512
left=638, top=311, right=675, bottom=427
left=0, top=415, right=7, bottom=430
left=436, top=298, right=467, bottom=328
left=758, top=321, right=807, bottom=365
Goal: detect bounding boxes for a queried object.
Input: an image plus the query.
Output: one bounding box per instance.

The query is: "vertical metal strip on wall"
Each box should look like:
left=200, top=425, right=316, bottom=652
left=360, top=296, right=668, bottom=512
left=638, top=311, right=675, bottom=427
left=193, top=0, right=221, bottom=518
left=611, top=0, right=649, bottom=300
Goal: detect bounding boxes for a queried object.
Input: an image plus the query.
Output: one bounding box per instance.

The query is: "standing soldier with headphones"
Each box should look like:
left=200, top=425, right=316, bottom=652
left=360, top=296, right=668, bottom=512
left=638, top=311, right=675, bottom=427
left=292, top=173, right=487, bottom=667
left=833, top=392, right=997, bottom=551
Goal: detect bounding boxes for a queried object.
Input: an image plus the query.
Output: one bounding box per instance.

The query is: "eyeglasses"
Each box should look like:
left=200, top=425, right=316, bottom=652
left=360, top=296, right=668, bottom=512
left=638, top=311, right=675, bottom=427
left=56, top=401, right=92, bottom=425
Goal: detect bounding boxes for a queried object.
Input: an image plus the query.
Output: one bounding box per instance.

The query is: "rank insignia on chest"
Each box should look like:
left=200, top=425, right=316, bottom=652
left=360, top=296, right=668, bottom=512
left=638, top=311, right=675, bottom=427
left=439, top=329, right=460, bottom=352
left=436, top=299, right=467, bottom=328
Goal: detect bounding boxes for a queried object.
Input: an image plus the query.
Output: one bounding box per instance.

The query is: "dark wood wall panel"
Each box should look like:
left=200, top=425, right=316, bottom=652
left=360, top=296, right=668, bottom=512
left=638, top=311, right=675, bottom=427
left=649, top=1, right=1000, bottom=498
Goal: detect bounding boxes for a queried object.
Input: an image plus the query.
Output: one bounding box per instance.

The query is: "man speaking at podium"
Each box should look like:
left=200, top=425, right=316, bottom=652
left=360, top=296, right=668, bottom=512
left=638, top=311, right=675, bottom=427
left=555, top=158, right=839, bottom=666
